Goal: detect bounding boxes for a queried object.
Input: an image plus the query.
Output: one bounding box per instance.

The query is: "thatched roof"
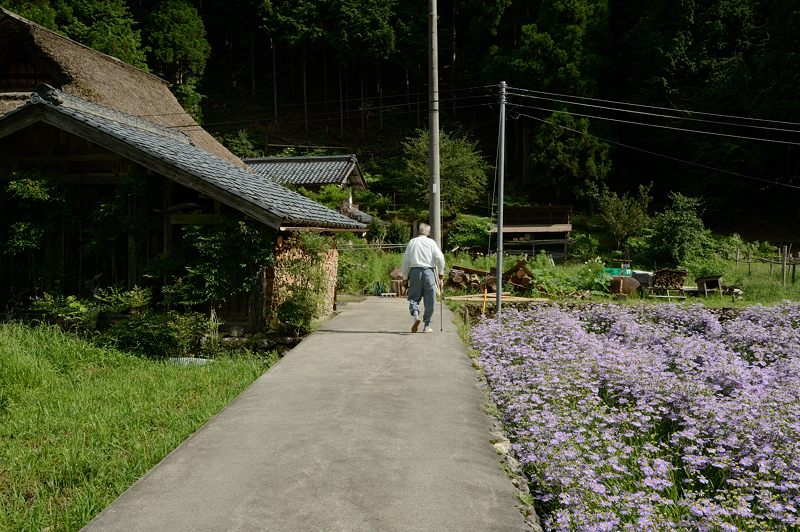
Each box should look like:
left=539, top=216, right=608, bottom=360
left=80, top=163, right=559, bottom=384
left=0, top=8, right=244, bottom=167
left=0, top=85, right=366, bottom=232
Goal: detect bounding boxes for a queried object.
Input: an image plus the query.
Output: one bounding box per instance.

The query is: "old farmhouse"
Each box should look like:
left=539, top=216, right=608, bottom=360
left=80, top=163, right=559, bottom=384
left=0, top=9, right=365, bottom=331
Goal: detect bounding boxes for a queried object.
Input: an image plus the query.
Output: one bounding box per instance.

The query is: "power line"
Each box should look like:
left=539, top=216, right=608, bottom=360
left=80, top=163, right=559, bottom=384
left=507, top=102, right=800, bottom=147
left=513, top=110, right=800, bottom=190
left=508, top=85, right=800, bottom=129
left=506, top=90, right=800, bottom=137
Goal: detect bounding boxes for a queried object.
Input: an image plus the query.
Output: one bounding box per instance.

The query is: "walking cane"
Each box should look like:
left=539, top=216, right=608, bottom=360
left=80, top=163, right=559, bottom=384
left=435, top=268, right=444, bottom=332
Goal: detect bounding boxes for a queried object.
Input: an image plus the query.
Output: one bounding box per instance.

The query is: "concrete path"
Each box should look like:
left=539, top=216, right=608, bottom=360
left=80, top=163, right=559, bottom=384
left=83, top=297, right=528, bottom=531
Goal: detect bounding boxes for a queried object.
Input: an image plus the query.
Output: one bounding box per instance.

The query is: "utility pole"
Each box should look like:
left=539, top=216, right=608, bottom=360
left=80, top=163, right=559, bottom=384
left=428, top=0, right=441, bottom=248
left=496, top=81, right=506, bottom=322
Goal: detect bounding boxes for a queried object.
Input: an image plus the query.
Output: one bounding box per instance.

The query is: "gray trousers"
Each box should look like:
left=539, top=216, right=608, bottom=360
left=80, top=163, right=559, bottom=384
left=407, top=267, right=437, bottom=325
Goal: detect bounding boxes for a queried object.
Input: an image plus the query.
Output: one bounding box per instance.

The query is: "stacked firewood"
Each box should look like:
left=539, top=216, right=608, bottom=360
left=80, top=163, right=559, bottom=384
left=388, top=266, right=407, bottom=296
left=447, top=265, right=497, bottom=293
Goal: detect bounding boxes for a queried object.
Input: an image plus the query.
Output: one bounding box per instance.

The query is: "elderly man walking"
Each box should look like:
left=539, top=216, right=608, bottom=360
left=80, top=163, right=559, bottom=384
left=401, top=222, right=446, bottom=333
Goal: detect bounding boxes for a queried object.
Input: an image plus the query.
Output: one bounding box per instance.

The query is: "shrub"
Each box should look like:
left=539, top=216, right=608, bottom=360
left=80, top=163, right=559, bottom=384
left=31, top=293, right=100, bottom=332
left=276, top=291, right=318, bottom=335
left=100, top=311, right=179, bottom=358
left=568, top=232, right=600, bottom=262
left=648, top=192, right=706, bottom=267
left=99, top=310, right=213, bottom=358
left=445, top=214, right=491, bottom=252
left=384, top=218, right=410, bottom=244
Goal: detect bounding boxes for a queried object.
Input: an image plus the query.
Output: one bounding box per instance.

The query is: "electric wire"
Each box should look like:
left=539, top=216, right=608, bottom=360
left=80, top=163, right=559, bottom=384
left=512, top=110, right=800, bottom=190
left=506, top=90, right=800, bottom=136
left=506, top=102, right=800, bottom=147
left=507, top=85, right=800, bottom=128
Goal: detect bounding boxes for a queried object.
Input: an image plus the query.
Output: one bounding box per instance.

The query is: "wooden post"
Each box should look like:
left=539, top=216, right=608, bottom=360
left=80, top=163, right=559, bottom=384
left=793, top=252, right=798, bottom=284
left=770, top=250, right=774, bottom=276
left=748, top=253, right=752, bottom=276
left=735, top=246, right=740, bottom=270
left=782, top=245, right=788, bottom=288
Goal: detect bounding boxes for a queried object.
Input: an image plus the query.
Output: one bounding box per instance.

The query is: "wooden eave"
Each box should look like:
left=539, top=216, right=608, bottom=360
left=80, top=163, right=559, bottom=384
left=490, top=224, right=573, bottom=233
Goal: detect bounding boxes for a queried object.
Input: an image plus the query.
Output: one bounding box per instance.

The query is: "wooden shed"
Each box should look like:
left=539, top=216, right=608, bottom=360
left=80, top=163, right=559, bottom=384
left=490, top=206, right=573, bottom=259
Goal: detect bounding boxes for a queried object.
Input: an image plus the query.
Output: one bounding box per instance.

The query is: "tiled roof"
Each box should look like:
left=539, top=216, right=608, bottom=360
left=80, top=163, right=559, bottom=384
left=5, top=85, right=365, bottom=231
left=244, top=155, right=367, bottom=189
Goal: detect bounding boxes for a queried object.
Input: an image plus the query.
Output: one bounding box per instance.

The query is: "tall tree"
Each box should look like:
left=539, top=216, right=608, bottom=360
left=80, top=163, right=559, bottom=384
left=400, top=128, right=491, bottom=216
left=54, top=0, right=148, bottom=69
left=146, top=0, right=210, bottom=85
left=2, top=0, right=57, bottom=29
left=529, top=111, right=611, bottom=202
left=144, top=0, right=210, bottom=121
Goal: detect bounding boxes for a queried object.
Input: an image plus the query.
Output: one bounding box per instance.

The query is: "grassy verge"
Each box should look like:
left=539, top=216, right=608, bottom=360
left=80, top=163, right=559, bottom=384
left=0, top=323, right=275, bottom=531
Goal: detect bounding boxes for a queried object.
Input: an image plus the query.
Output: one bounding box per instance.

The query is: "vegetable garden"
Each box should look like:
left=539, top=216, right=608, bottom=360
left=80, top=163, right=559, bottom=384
left=471, top=302, right=800, bottom=530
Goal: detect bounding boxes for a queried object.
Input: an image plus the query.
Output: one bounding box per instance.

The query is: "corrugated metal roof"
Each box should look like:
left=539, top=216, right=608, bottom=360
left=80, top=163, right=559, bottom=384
left=5, top=86, right=365, bottom=231
left=244, top=155, right=367, bottom=189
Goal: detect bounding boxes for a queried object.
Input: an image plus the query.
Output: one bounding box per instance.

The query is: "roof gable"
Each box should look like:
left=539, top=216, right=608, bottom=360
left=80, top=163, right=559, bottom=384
left=0, top=86, right=365, bottom=232
left=244, top=155, right=367, bottom=190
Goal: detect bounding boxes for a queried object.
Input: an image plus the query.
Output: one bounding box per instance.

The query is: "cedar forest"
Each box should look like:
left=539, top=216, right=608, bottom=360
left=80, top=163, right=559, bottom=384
left=3, top=0, right=799, bottom=245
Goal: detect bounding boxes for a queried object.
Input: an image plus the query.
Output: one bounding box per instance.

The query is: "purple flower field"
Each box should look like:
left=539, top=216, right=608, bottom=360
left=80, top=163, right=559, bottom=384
left=471, top=302, right=800, bottom=531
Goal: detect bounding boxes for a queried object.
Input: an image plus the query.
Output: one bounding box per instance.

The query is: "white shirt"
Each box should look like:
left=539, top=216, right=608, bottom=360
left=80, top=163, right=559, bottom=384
left=401, top=235, right=445, bottom=280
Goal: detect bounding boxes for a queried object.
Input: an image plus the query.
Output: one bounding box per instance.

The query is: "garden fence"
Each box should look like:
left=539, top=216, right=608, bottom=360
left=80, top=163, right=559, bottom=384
left=735, top=245, right=798, bottom=287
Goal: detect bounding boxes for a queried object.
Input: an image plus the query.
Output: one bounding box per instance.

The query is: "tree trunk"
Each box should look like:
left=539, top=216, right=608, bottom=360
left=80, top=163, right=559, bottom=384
left=339, top=60, right=344, bottom=140
left=250, top=27, right=256, bottom=98
left=271, top=37, right=278, bottom=120
left=303, top=50, right=308, bottom=131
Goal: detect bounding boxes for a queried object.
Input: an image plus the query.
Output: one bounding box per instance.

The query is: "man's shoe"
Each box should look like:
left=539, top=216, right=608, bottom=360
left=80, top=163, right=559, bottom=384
left=422, top=326, right=434, bottom=333
left=411, top=313, right=421, bottom=333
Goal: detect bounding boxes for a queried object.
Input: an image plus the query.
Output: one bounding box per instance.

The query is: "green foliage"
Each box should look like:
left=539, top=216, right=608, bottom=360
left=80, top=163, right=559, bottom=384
left=55, top=0, right=148, bottom=69
left=483, top=0, right=609, bottom=94
left=99, top=310, right=212, bottom=358
left=276, top=291, right=318, bottom=335
left=94, top=286, right=152, bottom=314
left=590, top=183, right=652, bottom=249
left=275, top=233, right=335, bottom=334
left=31, top=293, right=100, bottom=331
left=164, top=218, right=274, bottom=307
left=5, top=221, right=45, bottom=255
left=648, top=192, right=707, bottom=267
left=569, top=231, right=601, bottom=262
left=1, top=173, right=65, bottom=256
left=685, top=254, right=727, bottom=279
left=384, top=218, right=410, bottom=245
left=2, top=0, right=58, bottom=29
left=146, top=0, right=210, bottom=84
left=445, top=214, right=491, bottom=251
left=337, top=249, right=401, bottom=295
left=0, top=322, right=271, bottom=530
left=298, top=184, right=350, bottom=210
left=172, top=78, right=205, bottom=122
left=219, top=129, right=264, bottom=158
left=400, top=129, right=491, bottom=216
left=529, top=111, right=612, bottom=201
left=326, top=0, right=397, bottom=60
left=365, top=220, right=387, bottom=243
left=6, top=176, right=56, bottom=201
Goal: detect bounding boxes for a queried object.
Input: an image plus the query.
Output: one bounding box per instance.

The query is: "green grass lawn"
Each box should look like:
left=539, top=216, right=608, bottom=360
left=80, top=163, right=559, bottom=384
left=0, top=323, right=275, bottom=531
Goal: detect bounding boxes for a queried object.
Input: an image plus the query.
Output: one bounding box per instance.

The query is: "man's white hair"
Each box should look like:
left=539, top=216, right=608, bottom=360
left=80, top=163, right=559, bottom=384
left=418, top=222, right=431, bottom=236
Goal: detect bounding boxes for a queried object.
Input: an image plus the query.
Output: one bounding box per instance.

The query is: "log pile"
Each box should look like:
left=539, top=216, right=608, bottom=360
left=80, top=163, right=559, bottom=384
left=447, top=265, right=497, bottom=293
left=388, top=266, right=407, bottom=296
left=504, top=260, right=533, bottom=290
